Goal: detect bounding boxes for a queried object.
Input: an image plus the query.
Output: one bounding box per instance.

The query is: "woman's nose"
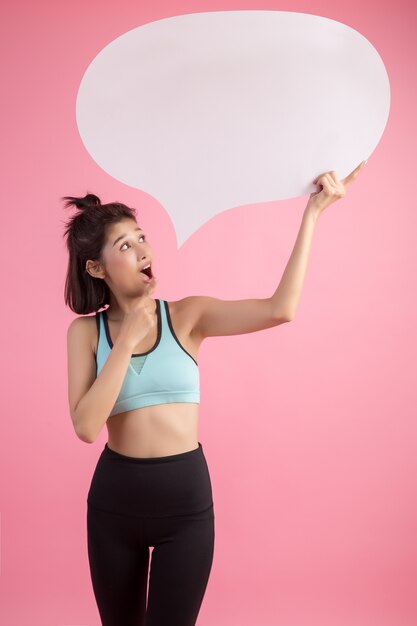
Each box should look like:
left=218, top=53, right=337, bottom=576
left=136, top=248, right=148, bottom=261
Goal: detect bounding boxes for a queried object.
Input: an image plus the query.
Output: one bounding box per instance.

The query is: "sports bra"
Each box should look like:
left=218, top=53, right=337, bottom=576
left=95, top=299, right=200, bottom=417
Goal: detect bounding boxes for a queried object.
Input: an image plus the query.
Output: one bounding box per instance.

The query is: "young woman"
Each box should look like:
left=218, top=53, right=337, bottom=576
left=64, top=161, right=365, bottom=626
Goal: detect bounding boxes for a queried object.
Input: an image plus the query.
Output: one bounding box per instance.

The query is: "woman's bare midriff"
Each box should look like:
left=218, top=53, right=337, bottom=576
left=106, top=402, right=200, bottom=458
left=92, top=298, right=203, bottom=458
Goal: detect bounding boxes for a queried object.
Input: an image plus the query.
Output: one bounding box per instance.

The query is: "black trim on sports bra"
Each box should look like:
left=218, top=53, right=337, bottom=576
left=94, top=311, right=101, bottom=371
left=164, top=300, right=199, bottom=367
left=103, top=298, right=162, bottom=357
left=95, top=311, right=100, bottom=346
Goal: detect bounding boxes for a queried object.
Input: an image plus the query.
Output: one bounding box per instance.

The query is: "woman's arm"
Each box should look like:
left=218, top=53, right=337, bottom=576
left=271, top=161, right=367, bottom=320
left=67, top=318, right=137, bottom=443
left=270, top=205, right=319, bottom=321
left=188, top=162, right=367, bottom=337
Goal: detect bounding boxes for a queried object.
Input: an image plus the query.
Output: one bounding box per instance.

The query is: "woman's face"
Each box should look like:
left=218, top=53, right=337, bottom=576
left=102, top=218, right=157, bottom=298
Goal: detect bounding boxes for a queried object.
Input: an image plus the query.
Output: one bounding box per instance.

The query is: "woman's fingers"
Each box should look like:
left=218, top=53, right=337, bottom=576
left=314, top=160, right=367, bottom=187
left=313, top=172, right=338, bottom=191
left=319, top=175, right=336, bottom=194
left=342, top=160, right=367, bottom=187
left=327, top=171, right=339, bottom=185
left=308, top=160, right=367, bottom=213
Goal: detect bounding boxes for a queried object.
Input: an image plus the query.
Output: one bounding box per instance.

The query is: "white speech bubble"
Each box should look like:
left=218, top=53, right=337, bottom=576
left=76, top=10, right=390, bottom=246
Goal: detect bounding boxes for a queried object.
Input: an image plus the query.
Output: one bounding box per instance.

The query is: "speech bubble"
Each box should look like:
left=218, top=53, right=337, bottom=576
left=76, top=10, right=390, bottom=246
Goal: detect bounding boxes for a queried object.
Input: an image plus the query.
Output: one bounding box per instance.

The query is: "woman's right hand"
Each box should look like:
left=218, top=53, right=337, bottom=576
left=117, top=287, right=158, bottom=351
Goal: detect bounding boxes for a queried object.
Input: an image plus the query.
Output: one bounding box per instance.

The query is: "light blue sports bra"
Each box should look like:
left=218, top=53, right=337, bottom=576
left=95, top=299, right=200, bottom=417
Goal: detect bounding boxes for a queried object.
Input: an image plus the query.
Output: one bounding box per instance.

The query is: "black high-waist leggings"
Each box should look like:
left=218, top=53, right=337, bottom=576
left=86, top=441, right=215, bottom=626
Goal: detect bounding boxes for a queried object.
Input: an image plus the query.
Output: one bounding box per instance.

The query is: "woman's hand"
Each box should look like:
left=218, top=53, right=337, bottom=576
left=306, top=160, right=367, bottom=216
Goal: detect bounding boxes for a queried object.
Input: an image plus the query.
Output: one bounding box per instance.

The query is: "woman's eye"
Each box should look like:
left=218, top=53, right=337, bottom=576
left=120, top=235, right=146, bottom=250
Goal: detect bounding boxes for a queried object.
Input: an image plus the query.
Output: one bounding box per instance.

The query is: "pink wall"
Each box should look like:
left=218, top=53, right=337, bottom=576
left=1, top=1, right=416, bottom=625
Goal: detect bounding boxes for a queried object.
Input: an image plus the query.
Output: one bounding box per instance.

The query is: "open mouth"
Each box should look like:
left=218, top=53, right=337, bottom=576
left=140, top=265, right=153, bottom=279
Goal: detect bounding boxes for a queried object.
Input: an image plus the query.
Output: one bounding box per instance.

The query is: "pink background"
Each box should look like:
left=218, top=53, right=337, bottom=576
left=1, top=1, right=416, bottom=625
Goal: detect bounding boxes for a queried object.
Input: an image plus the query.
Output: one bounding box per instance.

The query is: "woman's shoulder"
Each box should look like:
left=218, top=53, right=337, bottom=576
left=164, top=295, right=203, bottom=318
left=164, top=296, right=205, bottom=340
left=67, top=313, right=99, bottom=356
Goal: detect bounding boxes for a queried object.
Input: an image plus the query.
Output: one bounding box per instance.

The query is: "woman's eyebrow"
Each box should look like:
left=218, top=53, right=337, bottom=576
left=112, top=227, right=143, bottom=247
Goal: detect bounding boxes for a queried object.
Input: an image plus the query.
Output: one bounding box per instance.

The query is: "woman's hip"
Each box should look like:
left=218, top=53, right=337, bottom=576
left=87, top=441, right=214, bottom=518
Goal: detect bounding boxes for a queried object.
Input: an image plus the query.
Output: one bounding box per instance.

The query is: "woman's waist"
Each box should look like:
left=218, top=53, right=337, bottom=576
left=106, top=402, right=199, bottom=458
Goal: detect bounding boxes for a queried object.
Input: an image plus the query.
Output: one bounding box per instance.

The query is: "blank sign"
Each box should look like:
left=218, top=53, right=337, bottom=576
left=76, top=10, right=390, bottom=246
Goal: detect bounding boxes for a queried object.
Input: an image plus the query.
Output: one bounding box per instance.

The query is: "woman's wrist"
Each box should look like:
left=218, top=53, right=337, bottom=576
left=304, top=202, right=322, bottom=221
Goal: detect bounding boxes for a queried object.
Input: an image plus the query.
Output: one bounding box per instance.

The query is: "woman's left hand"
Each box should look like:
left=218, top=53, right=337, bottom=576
left=306, top=160, right=367, bottom=216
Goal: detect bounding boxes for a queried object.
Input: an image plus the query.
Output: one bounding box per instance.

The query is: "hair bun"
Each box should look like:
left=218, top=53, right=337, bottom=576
left=61, top=193, right=101, bottom=210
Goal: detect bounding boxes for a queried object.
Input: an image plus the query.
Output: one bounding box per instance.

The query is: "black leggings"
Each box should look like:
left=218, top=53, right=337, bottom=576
left=86, top=441, right=215, bottom=626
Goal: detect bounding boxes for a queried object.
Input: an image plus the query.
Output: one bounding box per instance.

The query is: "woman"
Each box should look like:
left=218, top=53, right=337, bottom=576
left=63, top=161, right=366, bottom=626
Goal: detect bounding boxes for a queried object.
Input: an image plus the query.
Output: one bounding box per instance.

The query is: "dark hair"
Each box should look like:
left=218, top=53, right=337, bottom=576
left=61, top=192, right=137, bottom=314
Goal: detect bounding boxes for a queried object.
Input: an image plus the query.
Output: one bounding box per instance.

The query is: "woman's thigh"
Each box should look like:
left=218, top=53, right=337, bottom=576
left=145, top=506, right=215, bottom=626
left=87, top=505, right=150, bottom=626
